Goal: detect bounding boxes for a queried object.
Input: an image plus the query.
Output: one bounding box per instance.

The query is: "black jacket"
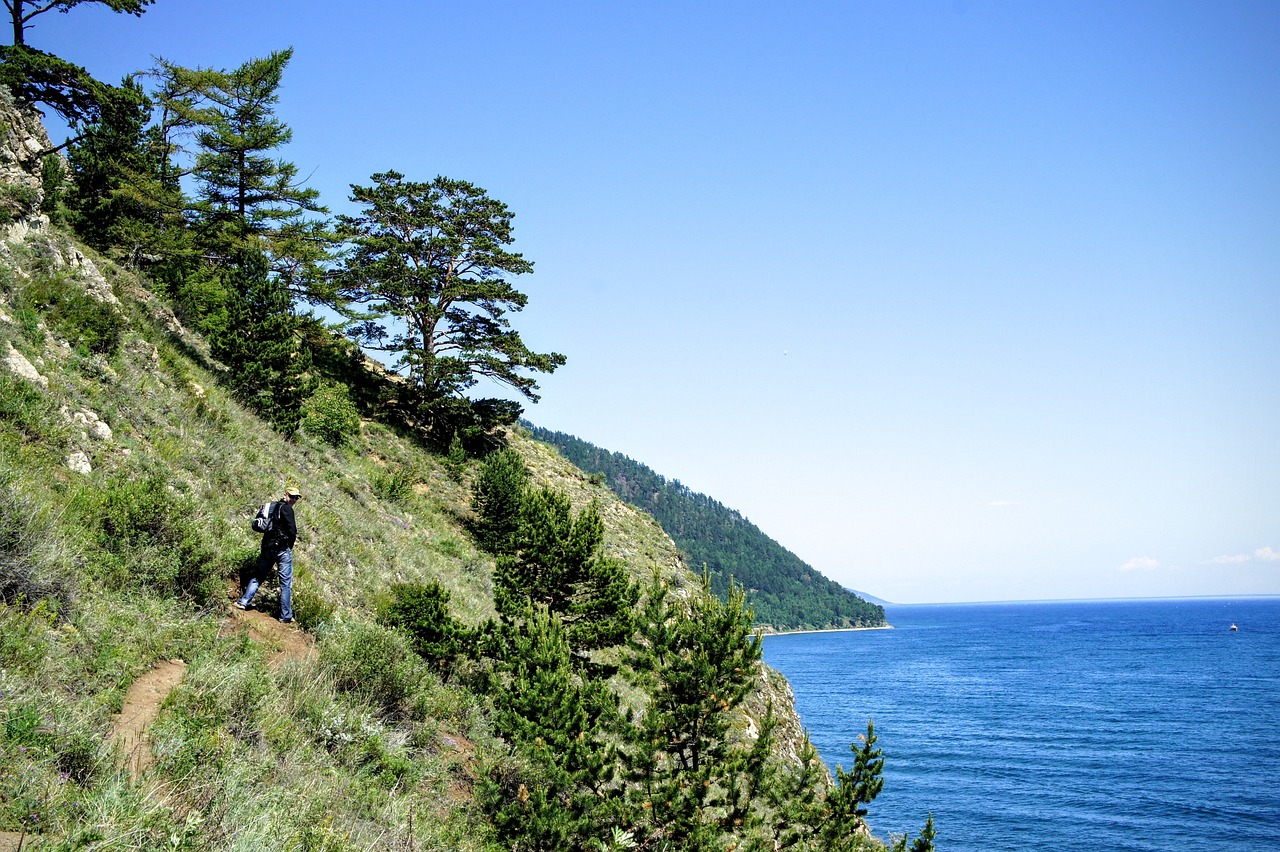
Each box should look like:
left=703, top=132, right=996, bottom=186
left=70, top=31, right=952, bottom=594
left=265, top=500, right=297, bottom=550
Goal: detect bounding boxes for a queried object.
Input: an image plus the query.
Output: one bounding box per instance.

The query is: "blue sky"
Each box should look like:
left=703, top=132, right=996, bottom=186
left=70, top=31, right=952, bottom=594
left=35, top=0, right=1279, bottom=603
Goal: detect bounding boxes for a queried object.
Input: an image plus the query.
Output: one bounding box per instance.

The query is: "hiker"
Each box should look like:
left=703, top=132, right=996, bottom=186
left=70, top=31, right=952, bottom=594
left=235, top=486, right=302, bottom=623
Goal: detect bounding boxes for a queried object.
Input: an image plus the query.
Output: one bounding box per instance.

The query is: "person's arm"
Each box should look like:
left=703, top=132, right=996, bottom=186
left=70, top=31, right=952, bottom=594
left=279, top=502, right=298, bottom=547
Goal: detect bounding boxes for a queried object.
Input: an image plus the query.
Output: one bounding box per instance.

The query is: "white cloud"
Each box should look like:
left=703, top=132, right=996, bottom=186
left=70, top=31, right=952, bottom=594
left=988, top=500, right=1014, bottom=507
left=1204, top=546, right=1280, bottom=565
left=1119, top=556, right=1159, bottom=572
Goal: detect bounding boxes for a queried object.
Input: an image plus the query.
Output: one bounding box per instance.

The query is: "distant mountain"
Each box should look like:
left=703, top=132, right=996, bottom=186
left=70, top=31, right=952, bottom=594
left=524, top=423, right=887, bottom=631
left=847, top=589, right=894, bottom=607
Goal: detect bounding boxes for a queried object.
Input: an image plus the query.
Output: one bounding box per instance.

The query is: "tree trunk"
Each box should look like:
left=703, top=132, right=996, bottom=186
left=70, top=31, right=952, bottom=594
left=11, top=0, right=25, bottom=46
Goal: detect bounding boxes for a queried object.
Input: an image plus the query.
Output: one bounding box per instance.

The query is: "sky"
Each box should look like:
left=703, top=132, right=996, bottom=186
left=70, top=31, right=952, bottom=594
left=32, top=0, right=1280, bottom=603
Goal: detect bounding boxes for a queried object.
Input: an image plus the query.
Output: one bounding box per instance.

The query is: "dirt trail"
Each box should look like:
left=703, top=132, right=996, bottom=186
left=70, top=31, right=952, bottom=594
left=109, top=658, right=188, bottom=779
left=218, top=604, right=314, bottom=668
left=102, top=595, right=315, bottom=784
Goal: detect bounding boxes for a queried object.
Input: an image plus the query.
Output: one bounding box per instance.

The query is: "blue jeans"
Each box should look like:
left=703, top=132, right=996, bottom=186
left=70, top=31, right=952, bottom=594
left=237, top=546, right=293, bottom=621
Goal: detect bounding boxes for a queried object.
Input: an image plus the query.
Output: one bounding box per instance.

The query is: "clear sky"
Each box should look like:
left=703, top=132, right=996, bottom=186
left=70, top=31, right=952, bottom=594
left=34, top=0, right=1279, bottom=603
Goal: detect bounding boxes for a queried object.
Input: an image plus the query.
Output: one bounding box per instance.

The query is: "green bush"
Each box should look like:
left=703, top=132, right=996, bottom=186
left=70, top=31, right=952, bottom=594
left=0, top=482, right=75, bottom=616
left=19, top=270, right=123, bottom=356
left=319, top=621, right=424, bottom=714
left=0, top=180, right=38, bottom=225
left=371, top=467, right=413, bottom=503
left=377, top=581, right=468, bottom=681
left=291, top=577, right=336, bottom=629
left=90, top=473, right=221, bottom=601
left=300, top=381, right=361, bottom=446
left=0, top=371, right=67, bottom=448
left=0, top=600, right=55, bottom=669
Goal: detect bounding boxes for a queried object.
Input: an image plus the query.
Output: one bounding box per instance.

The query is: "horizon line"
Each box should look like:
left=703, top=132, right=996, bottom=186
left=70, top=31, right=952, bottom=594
left=882, top=593, right=1280, bottom=607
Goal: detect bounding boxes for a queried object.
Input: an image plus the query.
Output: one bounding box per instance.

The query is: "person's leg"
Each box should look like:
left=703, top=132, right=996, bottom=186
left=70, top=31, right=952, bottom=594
left=277, top=548, right=294, bottom=622
left=236, top=548, right=273, bottom=608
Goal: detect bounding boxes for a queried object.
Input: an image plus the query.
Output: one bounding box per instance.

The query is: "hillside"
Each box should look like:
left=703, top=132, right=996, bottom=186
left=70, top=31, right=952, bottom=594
left=0, top=87, right=932, bottom=852
left=525, top=425, right=886, bottom=631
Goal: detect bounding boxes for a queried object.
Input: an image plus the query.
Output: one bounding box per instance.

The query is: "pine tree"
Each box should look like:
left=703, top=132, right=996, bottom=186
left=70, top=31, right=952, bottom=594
left=336, top=171, right=565, bottom=404
left=376, top=580, right=467, bottom=682
left=618, top=572, right=764, bottom=850
left=482, top=605, right=622, bottom=852
left=471, top=447, right=529, bottom=554
left=820, top=720, right=886, bottom=850
left=493, top=486, right=638, bottom=657
left=65, top=76, right=151, bottom=252
left=209, top=249, right=310, bottom=432
left=190, top=48, right=327, bottom=270
left=7, top=0, right=154, bottom=48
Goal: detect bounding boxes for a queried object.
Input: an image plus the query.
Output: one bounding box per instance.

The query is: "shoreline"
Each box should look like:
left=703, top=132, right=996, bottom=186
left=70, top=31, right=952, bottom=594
left=761, top=624, right=894, bottom=637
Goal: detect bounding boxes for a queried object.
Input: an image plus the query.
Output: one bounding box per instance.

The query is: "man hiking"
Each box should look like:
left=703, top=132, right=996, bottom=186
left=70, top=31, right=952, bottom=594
left=235, top=486, right=302, bottom=623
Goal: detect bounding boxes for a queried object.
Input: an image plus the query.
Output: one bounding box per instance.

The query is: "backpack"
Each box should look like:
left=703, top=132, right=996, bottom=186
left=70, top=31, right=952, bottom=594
left=251, top=500, right=278, bottom=534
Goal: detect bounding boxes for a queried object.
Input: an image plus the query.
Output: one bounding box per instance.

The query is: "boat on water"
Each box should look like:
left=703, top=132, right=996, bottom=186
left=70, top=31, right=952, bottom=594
left=1230, top=623, right=1239, bottom=632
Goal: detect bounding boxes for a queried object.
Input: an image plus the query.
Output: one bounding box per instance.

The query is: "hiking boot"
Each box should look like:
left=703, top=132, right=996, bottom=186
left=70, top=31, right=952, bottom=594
left=232, top=601, right=248, bottom=610
left=278, top=617, right=294, bottom=624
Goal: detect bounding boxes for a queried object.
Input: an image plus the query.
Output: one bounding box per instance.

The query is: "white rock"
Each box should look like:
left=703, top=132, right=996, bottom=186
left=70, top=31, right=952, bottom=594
left=67, top=451, right=92, bottom=475
left=68, top=408, right=113, bottom=441
left=4, top=342, right=47, bottom=388
left=65, top=248, right=119, bottom=305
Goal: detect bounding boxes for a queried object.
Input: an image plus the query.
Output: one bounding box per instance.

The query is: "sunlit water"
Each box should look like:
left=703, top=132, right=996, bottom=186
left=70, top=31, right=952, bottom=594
left=762, top=598, right=1280, bottom=851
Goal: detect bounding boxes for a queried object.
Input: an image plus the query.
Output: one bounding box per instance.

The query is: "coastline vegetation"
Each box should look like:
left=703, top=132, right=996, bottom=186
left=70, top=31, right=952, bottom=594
left=524, top=425, right=887, bottom=632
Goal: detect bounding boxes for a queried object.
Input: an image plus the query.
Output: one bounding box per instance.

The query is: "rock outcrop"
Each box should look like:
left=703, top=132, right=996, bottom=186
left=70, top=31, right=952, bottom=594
left=0, top=84, right=53, bottom=241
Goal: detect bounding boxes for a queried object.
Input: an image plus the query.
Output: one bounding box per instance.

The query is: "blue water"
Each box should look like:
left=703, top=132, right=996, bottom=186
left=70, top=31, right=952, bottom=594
left=762, top=598, right=1280, bottom=851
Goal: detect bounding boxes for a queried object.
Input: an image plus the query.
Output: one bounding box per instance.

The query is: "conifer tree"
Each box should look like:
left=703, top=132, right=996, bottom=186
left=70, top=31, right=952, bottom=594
left=471, top=447, right=529, bottom=554
left=820, top=720, right=886, bottom=850
left=65, top=76, right=151, bottom=251
left=377, top=580, right=467, bottom=682
left=6, top=0, right=153, bottom=47
left=336, top=171, right=565, bottom=408
left=494, top=486, right=638, bottom=656
left=619, top=572, right=764, bottom=850
left=190, top=48, right=328, bottom=276
left=209, top=249, right=310, bottom=432
left=482, top=605, right=621, bottom=851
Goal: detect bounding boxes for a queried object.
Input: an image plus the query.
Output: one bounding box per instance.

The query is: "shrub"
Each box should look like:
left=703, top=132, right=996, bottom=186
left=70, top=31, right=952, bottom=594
left=299, top=381, right=361, bottom=446
left=291, top=578, right=336, bottom=629
left=90, top=473, right=221, bottom=602
left=377, top=580, right=468, bottom=681
left=0, top=482, right=75, bottom=616
left=19, top=270, right=123, bottom=356
left=0, top=370, right=66, bottom=448
left=319, top=621, right=424, bottom=714
left=0, top=180, right=38, bottom=225
left=371, top=467, right=413, bottom=503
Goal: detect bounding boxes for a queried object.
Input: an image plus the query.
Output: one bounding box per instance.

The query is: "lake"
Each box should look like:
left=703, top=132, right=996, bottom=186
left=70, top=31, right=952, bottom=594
left=762, top=597, right=1280, bottom=851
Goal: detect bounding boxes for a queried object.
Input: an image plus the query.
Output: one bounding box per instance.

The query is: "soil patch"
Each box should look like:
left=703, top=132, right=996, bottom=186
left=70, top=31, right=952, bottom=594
left=109, top=658, right=187, bottom=781
left=220, top=604, right=314, bottom=668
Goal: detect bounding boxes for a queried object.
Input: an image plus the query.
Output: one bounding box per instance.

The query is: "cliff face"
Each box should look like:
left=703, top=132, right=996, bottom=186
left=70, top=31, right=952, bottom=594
left=0, top=86, right=53, bottom=239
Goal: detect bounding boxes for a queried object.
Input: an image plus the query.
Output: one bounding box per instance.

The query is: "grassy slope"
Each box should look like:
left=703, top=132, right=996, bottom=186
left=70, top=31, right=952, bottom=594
left=0, top=215, right=826, bottom=847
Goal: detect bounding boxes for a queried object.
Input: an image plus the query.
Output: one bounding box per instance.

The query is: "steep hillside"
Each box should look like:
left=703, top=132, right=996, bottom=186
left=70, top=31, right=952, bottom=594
left=525, top=424, right=886, bottom=631
left=0, top=88, right=932, bottom=850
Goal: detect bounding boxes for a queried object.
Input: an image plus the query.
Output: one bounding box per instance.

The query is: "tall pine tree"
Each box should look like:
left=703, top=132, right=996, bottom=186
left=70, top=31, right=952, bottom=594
left=191, top=49, right=326, bottom=266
